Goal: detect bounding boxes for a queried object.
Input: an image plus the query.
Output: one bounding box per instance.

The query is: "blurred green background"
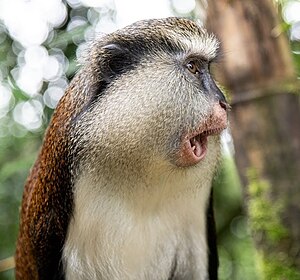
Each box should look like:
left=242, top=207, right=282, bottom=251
left=0, top=0, right=299, bottom=279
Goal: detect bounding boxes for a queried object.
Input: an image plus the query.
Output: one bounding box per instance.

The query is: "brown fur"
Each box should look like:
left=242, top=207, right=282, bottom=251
left=15, top=73, right=88, bottom=279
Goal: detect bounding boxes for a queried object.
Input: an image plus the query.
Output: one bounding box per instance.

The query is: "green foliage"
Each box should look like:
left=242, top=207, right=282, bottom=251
left=0, top=137, right=40, bottom=254
left=0, top=134, right=42, bottom=279
left=247, top=169, right=300, bottom=279
left=213, top=157, right=259, bottom=280
left=248, top=169, right=288, bottom=245
left=262, top=256, right=300, bottom=280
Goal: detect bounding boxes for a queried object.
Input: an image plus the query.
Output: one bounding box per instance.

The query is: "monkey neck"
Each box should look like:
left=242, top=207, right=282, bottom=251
left=64, top=151, right=219, bottom=279
left=73, top=158, right=215, bottom=215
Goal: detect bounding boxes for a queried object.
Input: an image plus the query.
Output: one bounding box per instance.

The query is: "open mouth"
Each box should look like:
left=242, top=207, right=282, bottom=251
left=176, top=102, right=228, bottom=167
left=182, top=128, right=225, bottom=164
left=189, top=133, right=207, bottom=160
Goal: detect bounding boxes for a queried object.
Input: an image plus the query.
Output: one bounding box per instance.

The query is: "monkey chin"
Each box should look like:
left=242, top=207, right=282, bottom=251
left=176, top=103, right=228, bottom=167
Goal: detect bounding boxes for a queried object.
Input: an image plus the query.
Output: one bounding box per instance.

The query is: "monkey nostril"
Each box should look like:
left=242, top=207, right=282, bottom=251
left=219, top=100, right=229, bottom=111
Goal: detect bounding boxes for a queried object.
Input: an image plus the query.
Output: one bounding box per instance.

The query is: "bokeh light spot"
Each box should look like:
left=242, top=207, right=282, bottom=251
left=283, top=1, right=300, bottom=24
left=13, top=100, right=44, bottom=131
left=0, top=83, right=14, bottom=118
left=43, top=86, right=65, bottom=109
left=172, top=0, right=196, bottom=14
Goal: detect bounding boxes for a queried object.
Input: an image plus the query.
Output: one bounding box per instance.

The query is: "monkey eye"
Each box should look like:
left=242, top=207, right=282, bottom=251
left=186, top=61, right=199, bottom=75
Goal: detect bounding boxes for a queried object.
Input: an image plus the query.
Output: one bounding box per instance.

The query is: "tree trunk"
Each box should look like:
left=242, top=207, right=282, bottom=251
left=204, top=0, right=300, bottom=278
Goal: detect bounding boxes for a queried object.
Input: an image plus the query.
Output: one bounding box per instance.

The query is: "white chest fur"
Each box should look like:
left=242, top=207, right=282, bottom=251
left=63, top=167, right=213, bottom=280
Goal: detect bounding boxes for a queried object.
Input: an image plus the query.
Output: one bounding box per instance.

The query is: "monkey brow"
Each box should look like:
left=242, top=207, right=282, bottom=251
left=210, top=48, right=223, bottom=63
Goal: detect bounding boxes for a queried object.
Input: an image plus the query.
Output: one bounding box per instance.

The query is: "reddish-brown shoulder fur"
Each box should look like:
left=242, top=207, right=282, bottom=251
left=15, top=73, right=87, bottom=280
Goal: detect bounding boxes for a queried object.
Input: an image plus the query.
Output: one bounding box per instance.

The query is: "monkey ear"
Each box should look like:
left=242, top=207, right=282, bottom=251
left=100, top=43, right=135, bottom=82
left=102, top=43, right=124, bottom=52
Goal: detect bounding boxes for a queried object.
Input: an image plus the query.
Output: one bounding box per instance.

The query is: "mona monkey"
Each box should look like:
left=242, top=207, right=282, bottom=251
left=15, top=17, right=229, bottom=280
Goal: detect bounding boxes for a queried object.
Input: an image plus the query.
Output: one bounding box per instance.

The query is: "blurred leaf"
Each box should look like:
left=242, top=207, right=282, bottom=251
left=48, top=24, right=88, bottom=49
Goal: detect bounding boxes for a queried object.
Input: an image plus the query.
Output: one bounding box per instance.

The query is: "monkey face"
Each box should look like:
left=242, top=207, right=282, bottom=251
left=71, top=18, right=229, bottom=173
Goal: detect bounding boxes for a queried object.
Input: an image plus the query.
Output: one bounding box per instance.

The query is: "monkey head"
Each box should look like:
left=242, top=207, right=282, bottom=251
left=71, top=17, right=228, bottom=179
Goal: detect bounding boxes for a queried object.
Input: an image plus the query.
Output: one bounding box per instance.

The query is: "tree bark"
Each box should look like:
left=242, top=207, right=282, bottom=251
left=204, top=0, right=300, bottom=277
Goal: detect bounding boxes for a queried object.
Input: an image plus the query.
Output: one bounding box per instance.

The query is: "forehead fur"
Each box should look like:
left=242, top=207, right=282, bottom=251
left=112, top=17, right=219, bottom=59
left=89, top=17, right=219, bottom=64
left=128, top=17, right=219, bottom=60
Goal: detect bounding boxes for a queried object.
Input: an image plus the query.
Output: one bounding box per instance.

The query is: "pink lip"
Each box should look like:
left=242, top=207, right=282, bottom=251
left=176, top=103, right=228, bottom=167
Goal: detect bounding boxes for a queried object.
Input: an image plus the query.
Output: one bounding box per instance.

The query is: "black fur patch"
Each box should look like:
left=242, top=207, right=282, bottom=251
left=99, top=36, right=181, bottom=81
left=206, top=189, right=219, bottom=279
